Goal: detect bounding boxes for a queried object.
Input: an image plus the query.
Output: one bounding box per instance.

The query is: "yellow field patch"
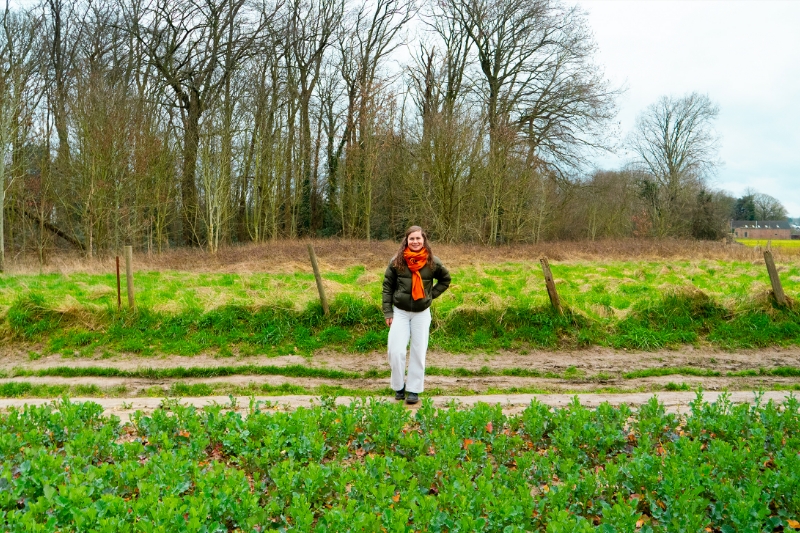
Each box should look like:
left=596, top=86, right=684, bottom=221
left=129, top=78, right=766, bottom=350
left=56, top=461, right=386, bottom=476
left=736, top=239, right=800, bottom=248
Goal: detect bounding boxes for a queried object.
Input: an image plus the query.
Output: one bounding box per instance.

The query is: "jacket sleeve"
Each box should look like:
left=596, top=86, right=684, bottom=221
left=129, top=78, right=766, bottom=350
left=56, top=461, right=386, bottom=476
left=431, top=259, right=451, bottom=299
left=382, top=263, right=398, bottom=318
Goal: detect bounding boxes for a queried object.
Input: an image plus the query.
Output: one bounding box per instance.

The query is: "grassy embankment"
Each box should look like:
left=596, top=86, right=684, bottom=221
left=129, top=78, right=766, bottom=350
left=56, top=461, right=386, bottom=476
left=1, top=245, right=799, bottom=357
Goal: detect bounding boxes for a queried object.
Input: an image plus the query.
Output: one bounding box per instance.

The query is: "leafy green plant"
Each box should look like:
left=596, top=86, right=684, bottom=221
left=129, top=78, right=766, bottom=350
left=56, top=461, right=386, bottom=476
left=2, top=393, right=799, bottom=530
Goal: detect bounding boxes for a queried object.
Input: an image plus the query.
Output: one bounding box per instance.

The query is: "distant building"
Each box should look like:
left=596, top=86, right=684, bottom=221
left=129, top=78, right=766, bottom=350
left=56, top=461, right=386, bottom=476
left=731, top=220, right=791, bottom=239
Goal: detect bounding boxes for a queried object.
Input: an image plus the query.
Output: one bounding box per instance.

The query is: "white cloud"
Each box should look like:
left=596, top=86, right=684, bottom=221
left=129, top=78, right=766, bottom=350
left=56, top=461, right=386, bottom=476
left=577, top=0, right=800, bottom=216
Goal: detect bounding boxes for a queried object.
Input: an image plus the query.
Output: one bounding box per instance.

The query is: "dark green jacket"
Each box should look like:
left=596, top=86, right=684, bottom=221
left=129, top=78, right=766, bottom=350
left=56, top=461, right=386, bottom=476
left=382, top=255, right=451, bottom=318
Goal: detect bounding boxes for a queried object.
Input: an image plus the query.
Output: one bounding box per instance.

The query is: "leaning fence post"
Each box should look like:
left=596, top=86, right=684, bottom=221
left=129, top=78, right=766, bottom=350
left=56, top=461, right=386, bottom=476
left=124, top=245, right=136, bottom=311
left=539, top=256, right=562, bottom=314
left=763, top=250, right=787, bottom=307
left=307, top=243, right=329, bottom=315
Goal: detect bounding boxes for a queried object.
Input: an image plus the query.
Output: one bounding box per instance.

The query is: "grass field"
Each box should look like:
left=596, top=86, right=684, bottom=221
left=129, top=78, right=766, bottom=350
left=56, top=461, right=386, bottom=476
left=1, top=240, right=799, bottom=356
left=1, top=258, right=797, bottom=317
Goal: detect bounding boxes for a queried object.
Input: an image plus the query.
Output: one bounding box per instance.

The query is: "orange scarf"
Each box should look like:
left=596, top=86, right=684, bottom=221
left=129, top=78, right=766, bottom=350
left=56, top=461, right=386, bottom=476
left=403, top=248, right=428, bottom=300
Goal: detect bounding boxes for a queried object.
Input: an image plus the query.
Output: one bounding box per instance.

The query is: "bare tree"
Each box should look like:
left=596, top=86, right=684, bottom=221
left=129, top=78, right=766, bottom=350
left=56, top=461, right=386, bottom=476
left=285, top=0, right=343, bottom=234
left=627, top=92, right=719, bottom=236
left=406, top=5, right=476, bottom=242
left=441, top=0, right=616, bottom=243
left=337, top=0, right=414, bottom=240
left=128, top=0, right=274, bottom=245
left=39, top=0, right=92, bottom=181
left=749, top=190, right=788, bottom=221
left=0, top=5, right=42, bottom=272
left=404, top=8, right=478, bottom=242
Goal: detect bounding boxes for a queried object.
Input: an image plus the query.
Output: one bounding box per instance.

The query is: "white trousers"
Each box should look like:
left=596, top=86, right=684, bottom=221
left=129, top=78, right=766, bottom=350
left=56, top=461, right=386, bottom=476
left=387, top=306, right=431, bottom=393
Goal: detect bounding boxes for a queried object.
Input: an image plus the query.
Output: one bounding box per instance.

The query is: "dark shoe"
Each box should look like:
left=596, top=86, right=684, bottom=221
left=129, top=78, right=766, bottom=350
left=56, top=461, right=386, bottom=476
left=405, top=392, right=419, bottom=405
left=394, top=388, right=405, bottom=401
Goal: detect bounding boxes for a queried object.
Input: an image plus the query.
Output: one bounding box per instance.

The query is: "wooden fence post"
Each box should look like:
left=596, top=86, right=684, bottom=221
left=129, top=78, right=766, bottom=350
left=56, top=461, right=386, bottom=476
left=539, top=257, right=562, bottom=314
left=124, top=245, right=136, bottom=311
left=763, top=250, right=787, bottom=307
left=307, top=243, right=329, bottom=315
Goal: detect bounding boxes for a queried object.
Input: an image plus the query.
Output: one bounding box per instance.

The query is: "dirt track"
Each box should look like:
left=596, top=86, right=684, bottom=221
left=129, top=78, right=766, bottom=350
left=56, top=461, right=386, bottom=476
left=1, top=372, right=798, bottom=396
left=1, top=345, right=798, bottom=402
left=3, top=345, right=800, bottom=374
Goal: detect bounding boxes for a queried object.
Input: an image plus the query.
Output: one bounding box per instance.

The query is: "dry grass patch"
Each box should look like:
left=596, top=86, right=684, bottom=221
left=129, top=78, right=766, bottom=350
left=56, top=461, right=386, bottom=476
left=4, top=238, right=799, bottom=275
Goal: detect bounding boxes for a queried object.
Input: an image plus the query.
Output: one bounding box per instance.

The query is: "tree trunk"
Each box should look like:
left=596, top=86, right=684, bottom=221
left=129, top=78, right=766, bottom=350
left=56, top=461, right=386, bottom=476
left=486, top=79, right=502, bottom=245
left=0, top=174, right=5, bottom=273
left=299, top=93, right=313, bottom=235
left=49, top=0, right=71, bottom=169
left=181, top=94, right=201, bottom=245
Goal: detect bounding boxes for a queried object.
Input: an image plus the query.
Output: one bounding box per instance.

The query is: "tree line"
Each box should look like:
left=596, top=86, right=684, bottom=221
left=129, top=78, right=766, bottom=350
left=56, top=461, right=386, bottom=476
left=0, top=0, right=787, bottom=271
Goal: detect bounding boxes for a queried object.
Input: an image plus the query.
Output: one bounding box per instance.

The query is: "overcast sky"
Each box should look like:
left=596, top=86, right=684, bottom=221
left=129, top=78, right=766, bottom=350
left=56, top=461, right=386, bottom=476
left=576, top=0, right=800, bottom=217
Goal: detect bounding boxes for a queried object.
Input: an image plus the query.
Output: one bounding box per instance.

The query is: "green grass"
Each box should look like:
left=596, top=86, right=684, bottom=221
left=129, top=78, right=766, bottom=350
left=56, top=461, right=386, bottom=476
left=727, top=367, right=800, bottom=378
left=623, top=367, right=722, bottom=379
left=1, top=260, right=799, bottom=354
left=9, top=364, right=800, bottom=385
left=9, top=364, right=361, bottom=380
left=0, top=381, right=396, bottom=398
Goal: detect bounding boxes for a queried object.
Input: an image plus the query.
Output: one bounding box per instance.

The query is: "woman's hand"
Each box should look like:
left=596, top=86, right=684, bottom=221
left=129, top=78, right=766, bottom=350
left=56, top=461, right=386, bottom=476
left=385, top=317, right=393, bottom=327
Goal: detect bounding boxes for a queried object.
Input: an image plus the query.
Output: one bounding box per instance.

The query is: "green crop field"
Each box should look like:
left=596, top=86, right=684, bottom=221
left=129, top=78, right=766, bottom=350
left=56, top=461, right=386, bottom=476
left=1, top=257, right=799, bottom=356
left=2, top=394, right=799, bottom=531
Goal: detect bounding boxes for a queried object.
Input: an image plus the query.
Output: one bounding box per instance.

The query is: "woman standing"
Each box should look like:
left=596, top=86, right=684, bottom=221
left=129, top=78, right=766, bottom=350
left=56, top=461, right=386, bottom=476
left=382, top=226, right=451, bottom=404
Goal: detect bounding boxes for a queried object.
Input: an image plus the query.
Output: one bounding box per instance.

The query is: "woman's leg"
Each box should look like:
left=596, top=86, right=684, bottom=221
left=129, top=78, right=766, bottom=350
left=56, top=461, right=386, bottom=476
left=387, top=306, right=411, bottom=391
left=405, top=308, right=432, bottom=393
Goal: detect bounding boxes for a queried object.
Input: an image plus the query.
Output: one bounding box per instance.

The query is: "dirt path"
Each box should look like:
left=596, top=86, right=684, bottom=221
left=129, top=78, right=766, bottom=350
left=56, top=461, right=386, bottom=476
left=4, top=345, right=800, bottom=374
left=2, top=345, right=798, bottom=397
left=0, top=391, right=792, bottom=422
left=1, top=373, right=798, bottom=395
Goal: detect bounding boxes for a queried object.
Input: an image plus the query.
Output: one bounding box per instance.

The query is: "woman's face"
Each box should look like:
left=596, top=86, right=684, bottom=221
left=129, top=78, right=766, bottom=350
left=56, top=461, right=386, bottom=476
left=407, top=231, right=424, bottom=252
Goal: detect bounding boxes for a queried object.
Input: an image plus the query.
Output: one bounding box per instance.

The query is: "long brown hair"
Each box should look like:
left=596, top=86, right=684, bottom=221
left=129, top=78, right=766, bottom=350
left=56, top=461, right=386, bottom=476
left=392, top=226, right=433, bottom=271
